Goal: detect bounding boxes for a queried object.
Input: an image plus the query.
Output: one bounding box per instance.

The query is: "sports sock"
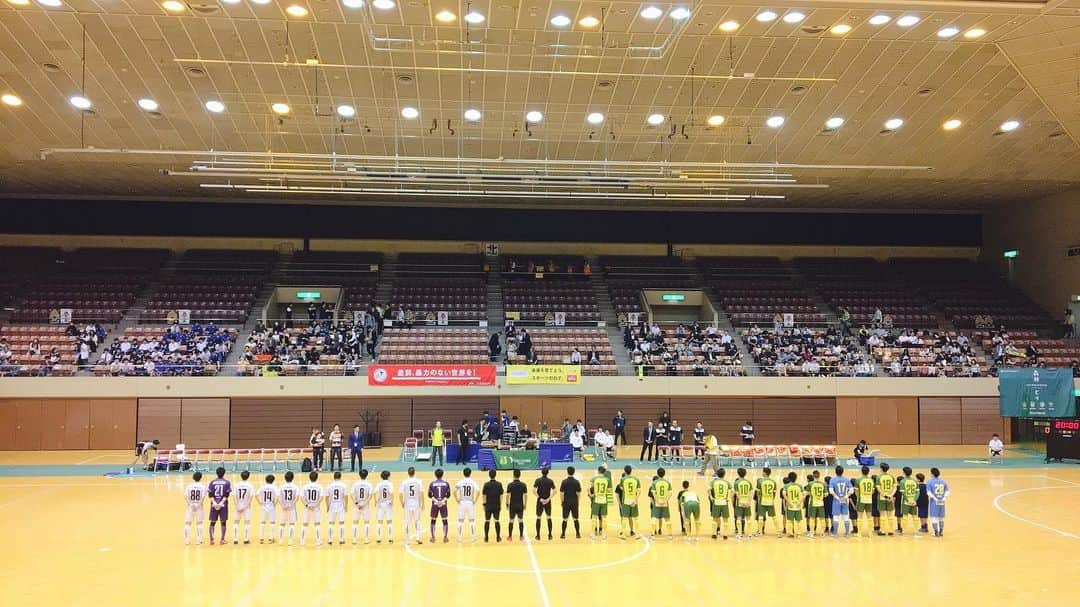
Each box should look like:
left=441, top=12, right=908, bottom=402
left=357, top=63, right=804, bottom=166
left=484, top=521, right=490, bottom=540
left=495, top=522, right=502, bottom=539
left=209, top=522, right=216, bottom=540
left=234, top=522, right=240, bottom=542
left=300, top=525, right=307, bottom=545
left=184, top=524, right=190, bottom=543
left=315, top=527, right=321, bottom=544
left=353, top=524, right=359, bottom=542
left=430, top=520, right=436, bottom=540
left=561, top=520, right=567, bottom=536
left=457, top=521, right=463, bottom=537
left=245, top=523, right=251, bottom=542
left=220, top=522, right=227, bottom=542
left=573, top=519, right=580, bottom=536
left=518, top=521, right=524, bottom=538
left=536, top=519, right=542, bottom=538
left=196, top=524, right=203, bottom=542
left=547, top=518, right=553, bottom=537
left=387, top=523, right=392, bottom=539
left=442, top=519, right=448, bottom=539
left=364, top=522, right=370, bottom=540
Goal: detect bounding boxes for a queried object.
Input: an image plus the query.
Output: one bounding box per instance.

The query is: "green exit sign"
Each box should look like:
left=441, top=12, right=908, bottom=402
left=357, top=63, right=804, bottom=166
left=1003, top=249, right=1019, bottom=259
left=296, top=291, right=321, bottom=300
left=661, top=293, right=685, bottom=302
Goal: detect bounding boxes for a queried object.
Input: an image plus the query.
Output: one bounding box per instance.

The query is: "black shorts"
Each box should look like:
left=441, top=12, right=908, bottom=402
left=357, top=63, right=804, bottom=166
left=562, top=501, right=580, bottom=519
left=509, top=505, right=525, bottom=519
left=536, top=500, right=552, bottom=516
left=484, top=506, right=501, bottom=520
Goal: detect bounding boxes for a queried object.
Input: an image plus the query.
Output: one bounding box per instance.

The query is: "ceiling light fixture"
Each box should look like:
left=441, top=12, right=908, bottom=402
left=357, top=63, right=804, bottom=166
left=578, top=16, right=599, bottom=28
left=640, top=6, right=663, bottom=20
left=220, top=0, right=241, bottom=4
left=342, top=0, right=364, bottom=7
left=372, top=0, right=395, bottom=9
left=706, top=115, right=725, bottom=126
left=35, top=0, right=62, bottom=6
left=719, top=20, right=740, bottom=32
left=766, top=115, right=785, bottom=128
left=868, top=14, right=891, bottom=26
left=463, top=11, right=485, bottom=24
left=830, top=24, right=851, bottom=35
left=896, top=15, right=919, bottom=27
left=336, top=104, right=356, bottom=118
left=825, top=117, right=845, bottom=129
left=8, top=0, right=31, bottom=5
left=669, top=7, right=690, bottom=20
left=884, top=117, right=904, bottom=130
left=586, top=112, right=605, bottom=125
left=646, top=113, right=665, bottom=125
left=205, top=100, right=225, bottom=113
left=937, top=27, right=959, bottom=38
left=782, top=11, right=805, bottom=24
left=69, top=95, right=92, bottom=110
left=942, top=119, right=962, bottom=131
left=550, top=14, right=571, bottom=27
left=434, top=10, right=456, bottom=22
left=250, top=0, right=271, bottom=4
left=137, top=98, right=159, bottom=111
left=525, top=110, right=543, bottom=123
left=756, top=11, right=777, bottom=23
left=464, top=109, right=482, bottom=122
left=963, top=28, right=986, bottom=39
left=161, top=0, right=185, bottom=12
left=401, top=106, right=419, bottom=119
left=1, top=93, right=23, bottom=107
left=285, top=4, right=308, bottom=17
left=999, top=120, right=1020, bottom=132
left=271, top=102, right=291, bottom=115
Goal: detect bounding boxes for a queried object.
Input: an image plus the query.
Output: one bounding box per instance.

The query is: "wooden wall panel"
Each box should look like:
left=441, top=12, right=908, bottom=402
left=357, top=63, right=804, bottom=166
left=413, top=397, right=500, bottom=441
left=41, top=400, right=68, bottom=450
left=886, top=397, right=919, bottom=445
left=230, top=398, right=322, bottom=449
left=180, top=398, right=230, bottom=448
left=15, top=400, right=42, bottom=450
left=89, top=399, right=136, bottom=449
left=669, top=398, right=754, bottom=445
left=919, top=397, right=962, bottom=445
left=63, top=400, right=91, bottom=450
left=541, top=397, right=585, bottom=430
left=0, top=402, right=16, bottom=450
left=751, top=398, right=836, bottom=444
left=835, top=397, right=859, bottom=445
left=961, top=397, right=1004, bottom=445
left=500, top=397, right=543, bottom=427
left=837, top=397, right=918, bottom=445
left=137, top=399, right=181, bottom=447
left=585, top=397, right=670, bottom=441
left=322, top=398, right=413, bottom=447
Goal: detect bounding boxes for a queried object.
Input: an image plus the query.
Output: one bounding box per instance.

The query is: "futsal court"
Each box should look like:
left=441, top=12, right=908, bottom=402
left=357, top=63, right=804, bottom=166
left=1, top=445, right=1077, bottom=607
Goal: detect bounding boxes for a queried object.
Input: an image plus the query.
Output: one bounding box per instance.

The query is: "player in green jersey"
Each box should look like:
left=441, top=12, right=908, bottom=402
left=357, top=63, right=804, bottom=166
left=616, top=465, right=641, bottom=539
left=649, top=468, right=674, bottom=539
left=732, top=467, right=754, bottom=540
left=678, top=480, right=701, bottom=542
left=805, top=473, right=828, bottom=537
left=875, top=462, right=897, bottom=537
left=589, top=465, right=611, bottom=539
left=781, top=478, right=804, bottom=539
left=708, top=468, right=731, bottom=540
left=897, top=466, right=920, bottom=535
left=755, top=467, right=779, bottom=537
left=855, top=466, right=876, bottom=538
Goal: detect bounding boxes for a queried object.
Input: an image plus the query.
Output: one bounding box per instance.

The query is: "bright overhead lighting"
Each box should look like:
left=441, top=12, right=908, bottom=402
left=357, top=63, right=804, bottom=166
left=766, top=115, right=785, bottom=128
left=137, top=98, right=159, bottom=112
left=371, top=0, right=395, bottom=9
left=550, top=14, right=571, bottom=27
left=336, top=104, right=356, bottom=118
left=896, top=15, right=919, bottom=27
left=401, top=106, right=419, bottom=119
left=942, top=119, right=962, bottom=131
left=830, top=24, right=851, bottom=35
left=586, top=112, right=605, bottom=125
left=669, top=7, right=691, bottom=20
left=868, top=14, right=891, bottom=26
left=161, top=0, right=185, bottom=12
left=782, top=11, right=805, bottom=24
left=755, top=11, right=777, bottom=23
left=884, top=118, right=904, bottom=130
left=342, top=0, right=364, bottom=7
left=964, top=28, right=986, bottom=39
left=271, top=102, right=291, bottom=115
left=525, top=110, right=543, bottom=123
left=220, top=0, right=241, bottom=4
left=999, top=120, right=1020, bottom=132
left=434, top=10, right=456, bottom=22
left=719, top=20, right=740, bottom=32
left=825, top=117, right=845, bottom=129
left=646, top=113, right=665, bottom=126
left=69, top=95, right=91, bottom=110
left=464, top=108, right=482, bottom=122
left=463, top=11, right=485, bottom=24
left=640, top=6, right=663, bottom=20
left=1, top=93, right=23, bottom=107
left=285, top=4, right=308, bottom=17
left=706, top=115, right=725, bottom=127
left=578, top=16, right=600, bottom=28
left=250, top=0, right=271, bottom=4
left=937, top=27, right=959, bottom=38
left=8, top=0, right=31, bottom=5
left=204, top=100, right=225, bottom=113
left=35, top=0, right=62, bottom=6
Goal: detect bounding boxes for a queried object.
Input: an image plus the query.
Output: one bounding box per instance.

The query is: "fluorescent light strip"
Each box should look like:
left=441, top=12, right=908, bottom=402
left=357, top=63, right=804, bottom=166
left=199, top=183, right=789, bottom=201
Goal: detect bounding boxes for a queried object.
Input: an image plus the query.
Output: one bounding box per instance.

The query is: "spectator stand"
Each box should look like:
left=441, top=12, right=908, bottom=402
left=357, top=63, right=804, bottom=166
left=504, top=327, right=617, bottom=375
left=794, top=257, right=939, bottom=329
left=600, top=255, right=702, bottom=323
left=142, top=249, right=278, bottom=325
left=503, top=257, right=598, bottom=328
left=698, top=257, right=828, bottom=328
left=976, top=330, right=1080, bottom=375
left=626, top=322, right=746, bottom=377
left=238, top=320, right=369, bottom=376
left=94, top=325, right=238, bottom=376
left=741, top=326, right=873, bottom=377
left=868, top=329, right=988, bottom=377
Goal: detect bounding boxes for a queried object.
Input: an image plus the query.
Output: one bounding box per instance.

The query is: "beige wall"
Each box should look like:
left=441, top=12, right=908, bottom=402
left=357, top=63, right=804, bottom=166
left=982, top=188, right=1080, bottom=317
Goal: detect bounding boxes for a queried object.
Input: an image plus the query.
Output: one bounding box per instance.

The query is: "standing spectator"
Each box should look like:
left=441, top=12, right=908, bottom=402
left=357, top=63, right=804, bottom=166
left=640, top=421, right=656, bottom=462
left=560, top=418, right=573, bottom=441
left=456, top=420, right=471, bottom=465
left=328, top=424, right=343, bottom=472
left=1064, top=308, right=1075, bottom=338
left=612, top=410, right=627, bottom=446
left=348, top=425, right=363, bottom=472
left=309, top=427, right=325, bottom=471
left=740, top=420, right=755, bottom=445
left=284, top=304, right=294, bottom=329
left=431, top=421, right=445, bottom=467
left=488, top=332, right=502, bottom=361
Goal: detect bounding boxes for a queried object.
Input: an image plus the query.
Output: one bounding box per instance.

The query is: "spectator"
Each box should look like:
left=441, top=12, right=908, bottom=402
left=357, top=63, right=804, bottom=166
left=456, top=420, right=471, bottom=465
left=309, top=427, right=325, bottom=471
left=587, top=350, right=601, bottom=365
left=1064, top=309, right=1075, bottom=338
left=284, top=304, right=293, bottom=328
left=612, top=410, right=627, bottom=445
left=569, top=427, right=584, bottom=454
left=348, top=425, right=364, bottom=472
left=569, top=348, right=582, bottom=364
left=740, top=420, right=754, bottom=445
left=488, top=331, right=502, bottom=361
left=640, top=421, right=656, bottom=461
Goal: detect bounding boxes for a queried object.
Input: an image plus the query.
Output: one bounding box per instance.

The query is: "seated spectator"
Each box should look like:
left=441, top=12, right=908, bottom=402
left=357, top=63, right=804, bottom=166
left=569, top=348, right=582, bottom=364
left=587, top=350, right=601, bottom=365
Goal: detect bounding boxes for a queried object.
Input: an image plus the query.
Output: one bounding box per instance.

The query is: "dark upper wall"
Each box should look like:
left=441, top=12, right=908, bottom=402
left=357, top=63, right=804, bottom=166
left=3, top=198, right=982, bottom=247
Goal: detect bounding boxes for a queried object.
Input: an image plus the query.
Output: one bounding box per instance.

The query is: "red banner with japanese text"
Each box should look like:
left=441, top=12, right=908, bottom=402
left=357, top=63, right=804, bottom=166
left=367, top=364, right=497, bottom=386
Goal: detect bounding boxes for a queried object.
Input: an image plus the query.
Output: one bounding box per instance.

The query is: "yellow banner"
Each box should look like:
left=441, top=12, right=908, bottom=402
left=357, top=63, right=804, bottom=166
left=506, top=365, right=582, bottom=385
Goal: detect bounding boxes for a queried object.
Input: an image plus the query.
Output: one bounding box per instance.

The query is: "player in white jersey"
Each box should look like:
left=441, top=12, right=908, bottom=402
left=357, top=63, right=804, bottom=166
left=454, top=467, right=480, bottom=542
left=326, top=471, right=349, bottom=545
left=374, top=470, right=395, bottom=543
left=400, top=466, right=425, bottom=546
left=301, top=471, right=325, bottom=546
left=232, top=470, right=255, bottom=545
left=277, top=471, right=301, bottom=545
left=258, top=474, right=279, bottom=544
left=183, top=471, right=207, bottom=545
left=351, top=469, right=374, bottom=544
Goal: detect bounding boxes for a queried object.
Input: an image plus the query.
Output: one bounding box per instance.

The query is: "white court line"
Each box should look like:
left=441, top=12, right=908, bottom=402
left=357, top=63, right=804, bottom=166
left=522, top=532, right=552, bottom=607
left=1041, top=475, right=1080, bottom=486
left=992, top=486, right=1079, bottom=540
left=404, top=534, right=652, bottom=574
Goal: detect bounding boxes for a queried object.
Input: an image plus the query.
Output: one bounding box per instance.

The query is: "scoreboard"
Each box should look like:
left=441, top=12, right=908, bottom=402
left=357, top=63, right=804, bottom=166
left=1046, top=419, right=1080, bottom=461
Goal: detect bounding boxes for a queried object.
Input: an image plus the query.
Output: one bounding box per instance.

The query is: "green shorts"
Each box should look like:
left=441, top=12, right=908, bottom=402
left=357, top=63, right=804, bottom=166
left=711, top=504, right=730, bottom=519
left=734, top=505, right=752, bottom=518
left=900, top=504, right=918, bottom=516
left=808, top=505, right=826, bottom=519
left=620, top=504, right=639, bottom=518
left=878, top=499, right=895, bottom=512
left=683, top=503, right=700, bottom=519
left=591, top=502, right=608, bottom=517
left=651, top=506, right=671, bottom=520
left=786, top=509, right=803, bottom=522
left=856, top=502, right=874, bottom=513
left=756, top=504, right=776, bottom=518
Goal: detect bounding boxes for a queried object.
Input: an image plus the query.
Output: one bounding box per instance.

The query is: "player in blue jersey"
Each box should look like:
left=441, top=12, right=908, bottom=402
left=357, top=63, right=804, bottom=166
left=429, top=468, right=452, bottom=543
left=207, top=467, right=232, bottom=545
left=926, top=467, right=950, bottom=537
left=828, top=465, right=853, bottom=537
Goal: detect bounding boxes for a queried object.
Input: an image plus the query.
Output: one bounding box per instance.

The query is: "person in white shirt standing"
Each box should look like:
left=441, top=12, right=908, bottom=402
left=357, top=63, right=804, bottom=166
left=400, top=466, right=425, bottom=546
left=454, top=467, right=480, bottom=542
left=300, top=471, right=325, bottom=546
left=988, top=433, right=1005, bottom=464
left=277, top=471, right=300, bottom=545
left=232, top=470, right=255, bottom=545
left=374, top=470, right=395, bottom=543
left=257, top=474, right=279, bottom=544
left=183, top=471, right=207, bottom=545
left=351, top=469, right=374, bottom=544
left=326, top=471, right=348, bottom=545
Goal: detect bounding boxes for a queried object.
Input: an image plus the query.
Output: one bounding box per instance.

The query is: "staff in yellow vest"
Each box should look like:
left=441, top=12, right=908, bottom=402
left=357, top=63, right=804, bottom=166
left=431, top=421, right=445, bottom=467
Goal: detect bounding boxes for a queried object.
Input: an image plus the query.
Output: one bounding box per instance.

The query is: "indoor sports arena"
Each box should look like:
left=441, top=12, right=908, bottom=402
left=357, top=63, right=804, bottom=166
left=1, top=0, right=1079, bottom=606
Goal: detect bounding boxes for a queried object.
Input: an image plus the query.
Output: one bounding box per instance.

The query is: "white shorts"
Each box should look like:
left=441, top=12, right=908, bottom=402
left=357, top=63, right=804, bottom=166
left=235, top=506, right=252, bottom=522
left=404, top=506, right=421, bottom=523
left=353, top=504, right=372, bottom=522
left=303, top=507, right=321, bottom=524
left=376, top=502, right=393, bottom=521
left=186, top=505, right=204, bottom=523
left=458, top=501, right=475, bottom=521
left=280, top=508, right=298, bottom=524
left=260, top=505, right=277, bottom=523
left=328, top=506, right=346, bottom=523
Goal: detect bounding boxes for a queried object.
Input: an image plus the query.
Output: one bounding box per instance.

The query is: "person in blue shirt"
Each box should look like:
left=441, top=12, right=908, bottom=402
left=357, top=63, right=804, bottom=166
left=612, top=411, right=627, bottom=446
left=926, top=467, right=950, bottom=537
left=828, top=465, right=853, bottom=537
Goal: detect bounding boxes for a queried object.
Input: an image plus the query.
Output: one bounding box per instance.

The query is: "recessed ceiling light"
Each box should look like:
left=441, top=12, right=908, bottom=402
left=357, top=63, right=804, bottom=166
left=999, top=120, right=1020, bottom=132
left=963, top=28, right=986, bottom=39
left=868, top=14, right=891, bottom=26
left=463, top=10, right=485, bottom=24
left=756, top=11, right=777, bottom=23
left=586, top=112, right=605, bottom=125
left=336, top=104, right=356, bottom=118
left=766, top=115, right=785, bottom=128
left=220, top=0, right=241, bottom=4
left=204, top=100, right=225, bottom=113
left=464, top=108, right=482, bottom=122
left=285, top=4, right=308, bottom=17
left=525, top=110, right=543, bottom=122
left=825, top=117, right=845, bottom=129
left=706, top=115, right=725, bottom=126
left=646, top=113, right=665, bottom=125
left=8, top=0, right=31, bottom=5
left=937, top=27, right=959, bottom=38
left=719, top=20, right=740, bottom=32
left=1, top=94, right=23, bottom=107
left=942, top=119, right=962, bottom=130
left=669, top=7, right=690, bottom=20
left=782, top=12, right=805, bottom=24
left=271, top=102, right=291, bottom=115
left=550, top=14, right=571, bottom=27
left=884, top=117, right=904, bottom=130
left=69, top=95, right=91, bottom=110
left=342, top=0, right=364, bottom=8
left=161, top=0, right=185, bottom=12
left=830, top=24, right=851, bottom=35
left=640, top=6, right=663, bottom=20
left=896, top=15, right=919, bottom=27
left=372, top=0, right=395, bottom=9
left=137, top=98, right=159, bottom=111
left=578, top=16, right=600, bottom=28
left=36, top=0, right=62, bottom=6
left=401, top=106, right=419, bottom=119
left=250, top=0, right=271, bottom=4
left=434, top=10, right=456, bottom=22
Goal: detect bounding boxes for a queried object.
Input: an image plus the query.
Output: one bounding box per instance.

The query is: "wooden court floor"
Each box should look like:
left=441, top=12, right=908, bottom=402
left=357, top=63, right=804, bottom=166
left=1, top=446, right=1078, bottom=607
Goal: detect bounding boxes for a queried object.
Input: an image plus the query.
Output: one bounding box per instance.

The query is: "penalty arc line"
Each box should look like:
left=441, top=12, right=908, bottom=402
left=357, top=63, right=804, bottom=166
left=992, top=485, right=1079, bottom=540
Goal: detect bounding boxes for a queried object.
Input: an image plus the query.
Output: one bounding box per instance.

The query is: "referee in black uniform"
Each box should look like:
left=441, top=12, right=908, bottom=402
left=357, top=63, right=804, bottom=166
left=559, top=466, right=582, bottom=539
left=533, top=467, right=556, bottom=540
left=482, top=470, right=504, bottom=542
left=506, top=470, right=527, bottom=541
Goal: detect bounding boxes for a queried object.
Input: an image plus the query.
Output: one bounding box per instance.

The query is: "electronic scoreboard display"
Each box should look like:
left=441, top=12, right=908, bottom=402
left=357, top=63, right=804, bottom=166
left=1046, top=418, right=1080, bottom=461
